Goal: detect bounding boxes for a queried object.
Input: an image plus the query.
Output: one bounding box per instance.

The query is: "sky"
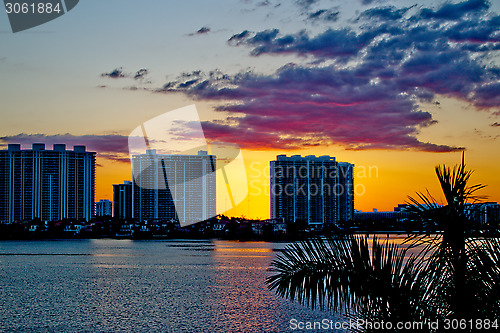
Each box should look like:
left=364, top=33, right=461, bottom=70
left=0, top=0, right=499, bottom=219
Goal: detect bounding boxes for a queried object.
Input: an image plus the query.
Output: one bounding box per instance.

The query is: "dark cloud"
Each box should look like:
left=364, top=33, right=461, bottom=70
left=228, top=28, right=372, bottom=60
left=134, top=68, right=149, bottom=80
left=307, top=9, right=340, bottom=22
left=419, top=0, right=490, bottom=20
left=228, top=30, right=251, bottom=42
left=360, top=0, right=388, bottom=5
left=0, top=134, right=130, bottom=163
left=443, top=15, right=500, bottom=43
left=282, top=0, right=341, bottom=24
left=358, top=5, right=413, bottom=21
left=188, top=26, right=211, bottom=36
left=101, top=67, right=150, bottom=83
left=101, top=68, right=126, bottom=79
left=231, top=1, right=498, bottom=61
left=157, top=0, right=498, bottom=152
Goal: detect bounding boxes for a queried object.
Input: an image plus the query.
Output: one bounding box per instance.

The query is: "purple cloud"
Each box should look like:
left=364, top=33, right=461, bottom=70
left=0, top=134, right=130, bottom=163
left=155, top=0, right=498, bottom=152
left=159, top=65, right=463, bottom=152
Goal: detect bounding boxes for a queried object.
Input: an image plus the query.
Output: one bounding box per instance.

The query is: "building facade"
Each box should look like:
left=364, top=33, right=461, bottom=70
left=270, top=155, right=354, bottom=226
left=465, top=202, right=500, bottom=225
left=95, top=199, right=112, bottom=217
left=132, top=150, right=216, bottom=225
left=113, top=181, right=132, bottom=219
left=0, top=143, right=95, bottom=222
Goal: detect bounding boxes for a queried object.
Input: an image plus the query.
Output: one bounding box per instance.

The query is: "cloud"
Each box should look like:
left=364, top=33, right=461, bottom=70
left=228, top=28, right=371, bottom=60
left=360, top=0, right=388, bottom=5
left=159, top=65, right=463, bottom=152
left=307, top=9, right=340, bottom=22
left=0, top=133, right=130, bottom=163
left=101, top=67, right=150, bottom=81
left=134, top=68, right=149, bottom=80
left=357, top=5, right=413, bottom=21
left=155, top=0, right=498, bottom=152
left=101, top=67, right=126, bottom=79
left=187, top=26, right=211, bottom=36
left=419, top=0, right=490, bottom=20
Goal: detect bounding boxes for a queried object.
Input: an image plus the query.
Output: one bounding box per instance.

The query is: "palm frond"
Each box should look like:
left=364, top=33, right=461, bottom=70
left=464, top=238, right=500, bottom=318
left=434, top=153, right=486, bottom=206
left=267, top=153, right=500, bottom=328
left=267, top=236, right=426, bottom=322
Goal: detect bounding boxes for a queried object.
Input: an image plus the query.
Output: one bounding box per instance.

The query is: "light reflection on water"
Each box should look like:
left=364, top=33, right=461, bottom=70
left=360, top=233, right=433, bottom=258
left=0, top=239, right=341, bottom=332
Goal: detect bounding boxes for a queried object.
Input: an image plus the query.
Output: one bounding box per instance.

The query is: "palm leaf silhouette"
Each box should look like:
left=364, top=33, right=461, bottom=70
left=267, top=236, right=428, bottom=324
left=267, top=153, right=500, bottom=331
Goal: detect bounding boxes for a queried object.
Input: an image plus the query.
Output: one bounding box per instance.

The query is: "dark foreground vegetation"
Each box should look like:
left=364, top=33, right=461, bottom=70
left=268, top=154, right=500, bottom=332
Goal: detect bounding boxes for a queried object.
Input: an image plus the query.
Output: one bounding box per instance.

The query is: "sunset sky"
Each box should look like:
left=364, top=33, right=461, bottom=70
left=1, top=0, right=499, bottom=219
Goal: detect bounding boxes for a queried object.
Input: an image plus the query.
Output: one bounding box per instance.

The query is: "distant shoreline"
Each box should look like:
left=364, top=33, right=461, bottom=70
left=3, top=232, right=496, bottom=242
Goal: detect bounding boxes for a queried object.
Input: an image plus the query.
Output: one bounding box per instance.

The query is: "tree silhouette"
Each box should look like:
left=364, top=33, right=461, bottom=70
left=267, top=154, right=500, bottom=331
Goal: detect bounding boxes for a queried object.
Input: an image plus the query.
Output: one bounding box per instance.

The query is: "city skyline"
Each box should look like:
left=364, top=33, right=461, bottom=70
left=1, top=0, right=499, bottom=219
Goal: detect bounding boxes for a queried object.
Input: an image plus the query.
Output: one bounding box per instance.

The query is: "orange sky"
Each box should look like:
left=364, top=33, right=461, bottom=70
left=95, top=97, right=500, bottom=219
left=2, top=1, right=499, bottom=220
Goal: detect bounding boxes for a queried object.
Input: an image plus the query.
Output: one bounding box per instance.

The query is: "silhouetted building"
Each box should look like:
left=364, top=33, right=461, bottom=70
left=354, top=210, right=410, bottom=222
left=113, top=181, right=132, bottom=219
left=479, top=202, right=500, bottom=224
left=132, top=150, right=216, bottom=225
left=0, top=143, right=95, bottom=222
left=354, top=204, right=441, bottom=224
left=270, top=155, right=354, bottom=227
left=95, top=199, right=112, bottom=217
left=465, top=202, right=500, bottom=225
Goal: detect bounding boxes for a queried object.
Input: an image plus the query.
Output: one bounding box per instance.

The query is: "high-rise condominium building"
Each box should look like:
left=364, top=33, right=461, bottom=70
left=113, top=181, right=132, bottom=219
left=0, top=143, right=95, bottom=222
left=95, top=199, right=112, bottom=217
left=270, top=155, right=354, bottom=226
left=132, top=150, right=216, bottom=225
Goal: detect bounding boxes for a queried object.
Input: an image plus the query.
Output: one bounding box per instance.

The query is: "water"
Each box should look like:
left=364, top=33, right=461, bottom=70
left=0, top=239, right=340, bottom=332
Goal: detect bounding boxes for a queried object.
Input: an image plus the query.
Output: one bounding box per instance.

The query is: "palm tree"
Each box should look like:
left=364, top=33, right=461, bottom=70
left=406, top=153, right=500, bottom=321
left=267, top=153, right=500, bottom=330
